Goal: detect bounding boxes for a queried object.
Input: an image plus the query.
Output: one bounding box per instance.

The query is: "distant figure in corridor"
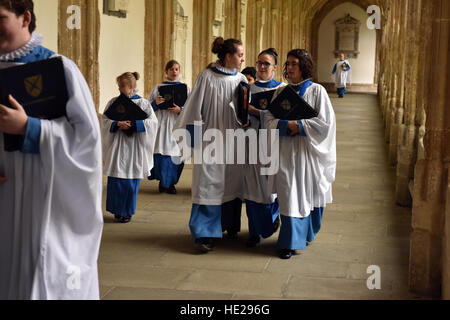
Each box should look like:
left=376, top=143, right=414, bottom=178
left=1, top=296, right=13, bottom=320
left=331, top=53, right=352, bottom=98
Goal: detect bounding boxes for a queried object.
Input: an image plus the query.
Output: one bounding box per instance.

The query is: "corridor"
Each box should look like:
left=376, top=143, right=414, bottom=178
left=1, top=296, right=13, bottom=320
left=98, top=93, right=421, bottom=300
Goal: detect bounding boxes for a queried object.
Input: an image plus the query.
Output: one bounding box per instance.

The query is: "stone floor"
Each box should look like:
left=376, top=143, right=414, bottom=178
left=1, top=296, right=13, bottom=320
left=98, top=92, right=423, bottom=300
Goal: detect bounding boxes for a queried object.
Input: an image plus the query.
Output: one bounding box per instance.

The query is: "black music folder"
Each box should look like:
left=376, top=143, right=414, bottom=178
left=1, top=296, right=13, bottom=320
left=1, top=57, right=69, bottom=152
left=104, top=94, right=149, bottom=136
left=158, top=83, right=188, bottom=110
left=268, top=85, right=318, bottom=121
left=251, top=89, right=276, bottom=111
left=236, top=81, right=250, bottom=125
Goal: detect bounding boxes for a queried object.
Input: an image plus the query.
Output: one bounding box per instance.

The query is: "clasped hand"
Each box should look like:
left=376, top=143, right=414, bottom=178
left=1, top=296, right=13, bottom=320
left=0, top=95, right=28, bottom=135
left=287, top=120, right=300, bottom=136
left=0, top=95, right=28, bottom=184
left=117, top=121, right=132, bottom=130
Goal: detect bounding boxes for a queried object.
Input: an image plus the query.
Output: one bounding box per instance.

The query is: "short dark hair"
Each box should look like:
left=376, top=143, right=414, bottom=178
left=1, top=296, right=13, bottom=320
left=0, top=0, right=36, bottom=33
left=283, top=49, right=314, bottom=80
left=211, top=37, right=242, bottom=64
left=165, top=60, right=181, bottom=71
left=241, top=67, right=256, bottom=80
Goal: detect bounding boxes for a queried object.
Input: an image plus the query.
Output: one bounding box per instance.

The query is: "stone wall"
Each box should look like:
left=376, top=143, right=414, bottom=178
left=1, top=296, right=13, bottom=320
left=378, top=0, right=450, bottom=298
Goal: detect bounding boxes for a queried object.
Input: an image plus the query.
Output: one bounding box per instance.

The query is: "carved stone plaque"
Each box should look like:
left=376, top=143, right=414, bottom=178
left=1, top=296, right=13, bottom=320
left=334, top=14, right=361, bottom=58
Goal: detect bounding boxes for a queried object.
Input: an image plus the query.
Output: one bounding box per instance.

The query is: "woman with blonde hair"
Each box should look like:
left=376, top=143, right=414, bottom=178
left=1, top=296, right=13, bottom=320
left=102, top=72, right=158, bottom=223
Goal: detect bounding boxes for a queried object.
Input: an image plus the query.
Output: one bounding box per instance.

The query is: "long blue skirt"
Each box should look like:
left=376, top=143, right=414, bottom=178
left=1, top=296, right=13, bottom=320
left=189, top=198, right=243, bottom=240
left=106, top=177, right=141, bottom=217
left=277, top=208, right=324, bottom=250
left=246, top=199, right=280, bottom=239
left=149, top=154, right=184, bottom=188
left=337, top=87, right=347, bottom=96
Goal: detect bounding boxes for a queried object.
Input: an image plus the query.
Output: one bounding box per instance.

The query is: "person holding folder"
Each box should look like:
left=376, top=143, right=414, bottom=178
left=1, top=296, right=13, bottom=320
left=0, top=0, right=103, bottom=299
left=244, top=48, right=286, bottom=248
left=174, top=37, right=247, bottom=253
left=148, top=60, right=189, bottom=195
left=332, top=53, right=352, bottom=98
left=102, top=72, right=158, bottom=223
left=264, top=49, right=337, bottom=259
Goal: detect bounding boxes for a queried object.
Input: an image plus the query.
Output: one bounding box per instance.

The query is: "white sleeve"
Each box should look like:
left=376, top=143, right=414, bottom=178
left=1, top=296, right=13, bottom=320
left=36, top=55, right=103, bottom=299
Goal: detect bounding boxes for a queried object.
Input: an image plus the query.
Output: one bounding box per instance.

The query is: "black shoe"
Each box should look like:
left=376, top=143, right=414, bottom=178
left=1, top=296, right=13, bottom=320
left=119, top=216, right=132, bottom=224
left=279, top=249, right=293, bottom=260
left=225, top=231, right=238, bottom=240
left=114, top=215, right=121, bottom=222
left=197, top=238, right=214, bottom=253
left=167, top=185, right=177, bottom=195
left=273, top=215, right=280, bottom=233
left=338, top=94, right=344, bottom=98
left=246, top=236, right=260, bottom=248
left=158, top=182, right=167, bottom=193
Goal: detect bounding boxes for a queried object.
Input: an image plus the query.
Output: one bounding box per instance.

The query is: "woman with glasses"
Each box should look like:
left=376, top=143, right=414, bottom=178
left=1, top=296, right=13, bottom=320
left=243, top=48, right=286, bottom=248
left=263, top=49, right=336, bottom=259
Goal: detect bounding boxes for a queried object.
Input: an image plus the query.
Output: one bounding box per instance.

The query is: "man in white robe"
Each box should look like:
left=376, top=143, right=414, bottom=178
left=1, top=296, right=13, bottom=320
left=332, top=53, right=352, bottom=98
left=0, top=3, right=103, bottom=300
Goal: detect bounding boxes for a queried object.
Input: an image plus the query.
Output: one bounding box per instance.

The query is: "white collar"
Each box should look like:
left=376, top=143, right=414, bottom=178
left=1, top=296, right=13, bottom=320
left=214, top=61, right=237, bottom=75
left=289, top=78, right=311, bottom=86
left=0, top=33, right=43, bottom=62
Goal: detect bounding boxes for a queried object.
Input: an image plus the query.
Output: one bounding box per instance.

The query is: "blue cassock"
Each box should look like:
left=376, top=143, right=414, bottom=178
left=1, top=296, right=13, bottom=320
left=276, top=80, right=325, bottom=251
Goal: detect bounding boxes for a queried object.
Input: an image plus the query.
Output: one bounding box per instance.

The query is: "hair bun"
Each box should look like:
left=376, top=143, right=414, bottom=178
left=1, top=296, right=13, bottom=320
left=132, top=72, right=140, bottom=81
left=211, top=37, right=225, bottom=54
left=268, top=48, right=278, bottom=57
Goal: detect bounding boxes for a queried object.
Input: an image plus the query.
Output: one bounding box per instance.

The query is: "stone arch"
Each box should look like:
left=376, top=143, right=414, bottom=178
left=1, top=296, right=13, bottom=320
left=308, top=0, right=381, bottom=84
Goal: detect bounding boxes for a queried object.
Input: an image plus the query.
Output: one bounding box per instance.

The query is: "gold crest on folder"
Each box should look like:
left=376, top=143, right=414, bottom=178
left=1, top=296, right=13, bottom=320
left=116, top=104, right=126, bottom=113
left=259, top=98, right=269, bottom=110
left=281, top=99, right=291, bottom=111
left=164, top=94, right=172, bottom=101
left=24, top=75, right=43, bottom=97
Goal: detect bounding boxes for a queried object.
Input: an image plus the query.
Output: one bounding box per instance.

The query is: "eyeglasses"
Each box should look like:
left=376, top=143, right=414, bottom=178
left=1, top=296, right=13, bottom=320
left=256, top=61, right=276, bottom=68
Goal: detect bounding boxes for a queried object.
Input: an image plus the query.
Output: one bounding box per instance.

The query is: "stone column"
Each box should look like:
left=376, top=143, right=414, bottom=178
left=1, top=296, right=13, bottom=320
left=388, top=0, right=408, bottom=165
left=173, top=4, right=189, bottom=83
left=395, top=0, right=422, bottom=206
left=58, top=0, right=100, bottom=111
left=144, top=0, right=175, bottom=95
left=384, top=0, right=400, bottom=144
left=410, top=0, right=449, bottom=298
left=192, top=0, right=215, bottom=84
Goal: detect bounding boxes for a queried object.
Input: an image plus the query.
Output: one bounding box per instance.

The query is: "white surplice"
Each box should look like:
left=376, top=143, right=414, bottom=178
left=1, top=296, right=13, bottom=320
left=102, top=97, right=159, bottom=179
left=0, top=34, right=103, bottom=300
left=174, top=64, right=248, bottom=205
left=264, top=83, right=337, bottom=218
